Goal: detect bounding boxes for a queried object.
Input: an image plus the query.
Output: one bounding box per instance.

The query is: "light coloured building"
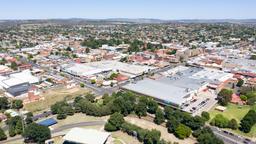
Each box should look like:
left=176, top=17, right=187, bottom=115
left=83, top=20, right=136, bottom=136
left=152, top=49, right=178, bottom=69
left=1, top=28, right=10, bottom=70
left=63, top=128, right=111, bottom=144
left=62, top=60, right=156, bottom=78
left=122, top=66, right=233, bottom=108
left=0, top=70, right=39, bottom=96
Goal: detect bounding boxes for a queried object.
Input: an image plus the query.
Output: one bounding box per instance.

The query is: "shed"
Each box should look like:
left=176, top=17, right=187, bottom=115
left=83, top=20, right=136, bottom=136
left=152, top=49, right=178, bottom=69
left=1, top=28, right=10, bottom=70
left=215, top=106, right=227, bottom=112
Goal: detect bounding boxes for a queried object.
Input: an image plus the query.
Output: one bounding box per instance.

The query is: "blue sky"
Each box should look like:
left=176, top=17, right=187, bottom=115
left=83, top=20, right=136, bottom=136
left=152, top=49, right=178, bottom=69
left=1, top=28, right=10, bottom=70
left=0, top=0, right=255, bottom=20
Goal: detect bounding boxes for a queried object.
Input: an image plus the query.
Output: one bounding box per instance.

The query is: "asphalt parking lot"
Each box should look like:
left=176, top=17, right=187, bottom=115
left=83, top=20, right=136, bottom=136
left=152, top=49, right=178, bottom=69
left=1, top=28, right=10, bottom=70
left=181, top=89, right=218, bottom=116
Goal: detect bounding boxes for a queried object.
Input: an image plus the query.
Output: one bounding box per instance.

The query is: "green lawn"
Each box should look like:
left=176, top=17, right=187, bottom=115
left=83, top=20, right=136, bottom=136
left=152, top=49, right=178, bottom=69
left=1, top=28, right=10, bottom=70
left=209, top=103, right=251, bottom=121
left=209, top=103, right=256, bottom=138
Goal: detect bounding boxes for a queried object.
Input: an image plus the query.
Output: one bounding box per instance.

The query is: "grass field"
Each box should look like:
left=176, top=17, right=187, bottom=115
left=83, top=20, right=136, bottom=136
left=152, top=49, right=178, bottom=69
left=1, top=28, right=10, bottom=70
left=112, top=131, right=141, bottom=144
left=209, top=103, right=251, bottom=121
left=24, top=86, right=89, bottom=112
left=51, top=113, right=108, bottom=129
left=209, top=103, right=256, bottom=138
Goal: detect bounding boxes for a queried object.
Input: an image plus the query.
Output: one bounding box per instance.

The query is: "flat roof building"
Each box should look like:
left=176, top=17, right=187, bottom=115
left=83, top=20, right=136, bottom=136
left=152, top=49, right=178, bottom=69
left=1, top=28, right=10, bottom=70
left=62, top=60, right=156, bottom=78
left=122, top=78, right=195, bottom=107
left=0, top=70, right=39, bottom=96
left=122, top=66, right=233, bottom=108
left=63, top=128, right=111, bottom=144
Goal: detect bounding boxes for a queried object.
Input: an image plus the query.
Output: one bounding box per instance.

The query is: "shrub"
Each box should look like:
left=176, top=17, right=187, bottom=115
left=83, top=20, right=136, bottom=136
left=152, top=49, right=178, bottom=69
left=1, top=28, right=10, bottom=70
left=174, top=124, right=192, bottom=139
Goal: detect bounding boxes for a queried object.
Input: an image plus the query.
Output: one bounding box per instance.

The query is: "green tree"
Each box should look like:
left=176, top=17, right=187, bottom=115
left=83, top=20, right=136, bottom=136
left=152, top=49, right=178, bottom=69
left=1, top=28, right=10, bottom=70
left=240, top=95, right=247, bottom=101
left=84, top=93, right=95, bottom=102
left=7, top=116, right=23, bottom=136
left=10, top=61, right=18, bottom=70
left=210, top=114, right=229, bottom=128
left=174, top=124, right=192, bottom=139
left=109, top=73, right=118, bottom=80
left=15, top=120, right=23, bottom=134
left=147, top=99, right=158, bottom=114
left=250, top=55, right=256, bottom=60
left=0, top=128, right=7, bottom=141
left=25, top=112, right=33, bottom=124
left=144, top=129, right=161, bottom=144
left=80, top=83, right=85, bottom=88
left=85, top=47, right=90, bottom=53
left=197, top=133, right=224, bottom=144
left=66, top=47, right=72, bottom=51
left=0, top=97, right=9, bottom=110
left=9, top=126, right=16, bottom=137
left=12, top=100, right=23, bottom=109
left=166, top=116, right=179, bottom=133
left=236, top=79, right=244, bottom=87
left=201, top=111, right=210, bottom=121
left=240, top=110, right=256, bottom=133
left=228, top=119, right=238, bottom=130
left=164, top=106, right=174, bottom=119
left=111, top=93, right=135, bottom=116
left=104, top=113, right=124, bottom=131
left=23, top=123, right=51, bottom=143
left=218, top=89, right=233, bottom=106
left=154, top=108, right=165, bottom=125
left=134, top=97, right=148, bottom=118
left=104, top=122, right=117, bottom=131
left=57, top=110, right=67, bottom=120
left=91, top=79, right=96, bottom=84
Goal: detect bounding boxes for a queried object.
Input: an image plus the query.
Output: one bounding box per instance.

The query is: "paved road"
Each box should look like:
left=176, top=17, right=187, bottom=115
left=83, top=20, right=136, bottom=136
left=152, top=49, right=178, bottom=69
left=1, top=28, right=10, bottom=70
left=1, top=120, right=106, bottom=144
left=52, top=121, right=105, bottom=133
left=210, top=126, right=256, bottom=144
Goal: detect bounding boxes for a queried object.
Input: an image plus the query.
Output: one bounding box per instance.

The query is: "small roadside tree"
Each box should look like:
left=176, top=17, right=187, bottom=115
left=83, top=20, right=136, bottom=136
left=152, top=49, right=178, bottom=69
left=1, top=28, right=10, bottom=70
left=218, top=89, right=233, bottom=106
left=228, top=119, right=238, bottom=130
left=23, top=123, right=51, bottom=143
left=236, top=79, right=244, bottom=87
left=0, top=128, right=7, bottom=141
left=154, top=108, right=165, bottom=125
left=201, top=111, right=210, bottom=121
left=174, top=124, right=192, bottom=139
left=104, top=113, right=124, bottom=131
left=12, top=100, right=23, bottom=109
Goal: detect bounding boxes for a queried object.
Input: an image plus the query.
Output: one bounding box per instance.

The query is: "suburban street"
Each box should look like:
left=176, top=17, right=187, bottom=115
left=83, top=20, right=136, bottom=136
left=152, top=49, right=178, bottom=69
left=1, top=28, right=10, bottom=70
left=210, top=126, right=256, bottom=144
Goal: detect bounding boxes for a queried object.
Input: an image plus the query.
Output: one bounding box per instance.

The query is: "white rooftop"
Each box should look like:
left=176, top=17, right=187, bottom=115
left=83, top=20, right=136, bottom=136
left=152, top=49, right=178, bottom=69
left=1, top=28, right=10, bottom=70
left=63, top=60, right=156, bottom=77
left=0, top=77, right=26, bottom=89
left=122, top=78, right=194, bottom=106
left=63, top=128, right=110, bottom=144
left=10, top=70, right=39, bottom=84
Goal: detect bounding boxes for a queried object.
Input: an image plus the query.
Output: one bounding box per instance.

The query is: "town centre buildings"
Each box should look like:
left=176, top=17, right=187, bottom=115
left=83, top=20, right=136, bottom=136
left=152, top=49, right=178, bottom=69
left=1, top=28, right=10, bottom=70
left=61, top=60, right=156, bottom=78
left=122, top=66, right=233, bottom=108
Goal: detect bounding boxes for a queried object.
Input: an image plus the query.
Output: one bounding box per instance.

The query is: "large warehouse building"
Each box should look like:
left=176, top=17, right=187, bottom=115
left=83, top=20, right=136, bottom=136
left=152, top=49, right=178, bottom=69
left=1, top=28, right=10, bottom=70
left=62, top=60, right=156, bottom=78
left=0, top=70, right=39, bottom=96
left=122, top=66, right=233, bottom=108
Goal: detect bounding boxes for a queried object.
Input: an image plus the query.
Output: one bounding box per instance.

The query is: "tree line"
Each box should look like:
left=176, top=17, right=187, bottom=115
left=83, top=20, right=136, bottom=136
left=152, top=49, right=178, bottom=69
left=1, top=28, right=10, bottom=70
left=50, top=91, right=223, bottom=144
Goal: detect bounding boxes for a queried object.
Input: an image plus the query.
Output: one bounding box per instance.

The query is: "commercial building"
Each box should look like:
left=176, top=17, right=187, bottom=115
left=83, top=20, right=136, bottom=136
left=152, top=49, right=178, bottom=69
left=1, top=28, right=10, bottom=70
left=0, top=70, right=39, bottom=96
left=63, top=128, right=111, bottom=144
left=62, top=60, right=156, bottom=78
left=122, top=66, right=233, bottom=108
left=122, top=78, right=195, bottom=107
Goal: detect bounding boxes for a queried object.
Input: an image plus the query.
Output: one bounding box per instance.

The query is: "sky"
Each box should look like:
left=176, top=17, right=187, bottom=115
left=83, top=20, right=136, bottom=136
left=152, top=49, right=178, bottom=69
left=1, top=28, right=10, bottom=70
left=0, top=0, right=255, bottom=20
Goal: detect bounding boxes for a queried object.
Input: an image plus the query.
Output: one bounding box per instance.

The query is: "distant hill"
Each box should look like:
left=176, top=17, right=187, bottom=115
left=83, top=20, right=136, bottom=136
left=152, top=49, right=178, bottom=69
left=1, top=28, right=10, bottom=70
left=0, top=18, right=256, bottom=27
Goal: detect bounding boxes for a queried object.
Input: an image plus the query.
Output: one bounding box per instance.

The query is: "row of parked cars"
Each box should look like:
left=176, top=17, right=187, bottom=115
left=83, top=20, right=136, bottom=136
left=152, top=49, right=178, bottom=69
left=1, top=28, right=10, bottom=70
left=190, top=98, right=210, bottom=113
